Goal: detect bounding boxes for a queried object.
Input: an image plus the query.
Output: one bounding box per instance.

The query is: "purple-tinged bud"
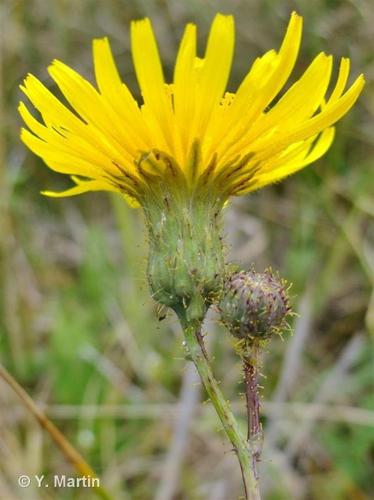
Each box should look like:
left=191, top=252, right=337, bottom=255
left=219, top=269, right=291, bottom=340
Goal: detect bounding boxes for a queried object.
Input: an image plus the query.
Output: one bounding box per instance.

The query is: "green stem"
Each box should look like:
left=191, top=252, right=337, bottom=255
left=180, top=314, right=261, bottom=500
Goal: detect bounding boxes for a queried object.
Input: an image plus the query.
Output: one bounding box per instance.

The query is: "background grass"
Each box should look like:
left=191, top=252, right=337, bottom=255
left=0, top=0, right=373, bottom=499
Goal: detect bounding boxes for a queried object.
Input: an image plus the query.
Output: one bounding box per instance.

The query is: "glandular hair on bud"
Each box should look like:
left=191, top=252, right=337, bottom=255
left=219, top=269, right=291, bottom=341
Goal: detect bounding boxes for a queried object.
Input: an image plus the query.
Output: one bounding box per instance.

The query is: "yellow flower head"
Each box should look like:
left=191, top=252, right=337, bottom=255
left=19, top=12, right=364, bottom=208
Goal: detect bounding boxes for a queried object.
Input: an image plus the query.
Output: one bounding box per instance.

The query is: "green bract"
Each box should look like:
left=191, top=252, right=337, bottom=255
left=144, top=182, right=225, bottom=323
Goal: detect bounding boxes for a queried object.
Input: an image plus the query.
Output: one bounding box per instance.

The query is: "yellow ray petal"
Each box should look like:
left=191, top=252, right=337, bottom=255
left=43, top=177, right=140, bottom=207
left=194, top=14, right=234, bottom=139
left=48, top=60, right=138, bottom=165
left=327, top=57, right=350, bottom=105
left=131, top=18, right=175, bottom=154
left=19, top=13, right=364, bottom=206
left=228, top=53, right=334, bottom=161
left=93, top=37, right=123, bottom=93
left=173, top=23, right=197, bottom=160
left=211, top=12, right=303, bottom=163
left=21, top=128, right=98, bottom=176
left=92, top=37, right=150, bottom=150
left=247, top=127, right=335, bottom=192
left=21, top=72, right=133, bottom=172
left=268, top=74, right=364, bottom=147
left=19, top=102, right=118, bottom=174
left=131, top=18, right=165, bottom=106
left=236, top=11, right=302, bottom=114
left=255, top=53, right=333, bottom=132
left=267, top=11, right=303, bottom=100
left=258, top=135, right=318, bottom=173
left=20, top=74, right=85, bottom=132
left=42, top=178, right=119, bottom=197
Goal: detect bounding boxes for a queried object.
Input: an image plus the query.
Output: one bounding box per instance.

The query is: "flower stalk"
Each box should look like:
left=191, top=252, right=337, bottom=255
left=179, top=311, right=260, bottom=500
left=144, top=189, right=261, bottom=498
left=217, top=268, right=292, bottom=495
left=243, top=343, right=263, bottom=481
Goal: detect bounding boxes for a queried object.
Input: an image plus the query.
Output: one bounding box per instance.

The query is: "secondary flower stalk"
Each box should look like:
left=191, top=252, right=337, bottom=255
left=219, top=269, right=292, bottom=487
left=243, top=345, right=262, bottom=480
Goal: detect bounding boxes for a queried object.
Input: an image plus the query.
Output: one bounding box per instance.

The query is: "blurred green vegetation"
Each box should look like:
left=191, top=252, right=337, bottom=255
left=0, top=0, right=373, bottom=499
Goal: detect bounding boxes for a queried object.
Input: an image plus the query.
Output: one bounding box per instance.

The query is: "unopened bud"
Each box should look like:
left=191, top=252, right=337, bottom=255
left=144, top=175, right=226, bottom=323
left=219, top=269, right=291, bottom=340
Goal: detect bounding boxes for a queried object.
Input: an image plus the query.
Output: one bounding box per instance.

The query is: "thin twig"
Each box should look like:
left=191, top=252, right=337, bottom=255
left=0, top=363, right=112, bottom=500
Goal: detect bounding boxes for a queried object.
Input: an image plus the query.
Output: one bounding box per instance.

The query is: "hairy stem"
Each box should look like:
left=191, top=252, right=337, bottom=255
left=180, top=314, right=261, bottom=500
left=243, top=343, right=263, bottom=480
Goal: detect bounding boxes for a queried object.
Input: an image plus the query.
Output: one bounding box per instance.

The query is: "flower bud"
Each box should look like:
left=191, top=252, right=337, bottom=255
left=143, top=170, right=226, bottom=323
left=219, top=269, right=291, bottom=340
